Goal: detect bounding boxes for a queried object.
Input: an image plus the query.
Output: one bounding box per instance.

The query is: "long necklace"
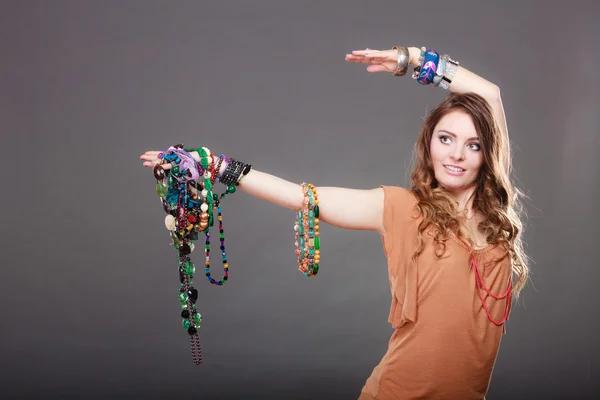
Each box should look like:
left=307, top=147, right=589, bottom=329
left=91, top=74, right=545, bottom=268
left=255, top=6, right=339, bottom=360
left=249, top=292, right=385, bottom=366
left=153, top=145, right=236, bottom=364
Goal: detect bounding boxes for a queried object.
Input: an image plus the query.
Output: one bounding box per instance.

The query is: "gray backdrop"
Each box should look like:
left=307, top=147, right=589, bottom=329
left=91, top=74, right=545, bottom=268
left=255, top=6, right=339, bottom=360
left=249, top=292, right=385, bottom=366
left=1, top=1, right=599, bottom=399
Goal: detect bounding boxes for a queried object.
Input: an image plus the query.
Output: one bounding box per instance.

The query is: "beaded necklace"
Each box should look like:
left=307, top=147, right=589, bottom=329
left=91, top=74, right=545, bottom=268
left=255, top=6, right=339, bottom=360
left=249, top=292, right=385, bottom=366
left=154, top=145, right=237, bottom=364
left=460, top=238, right=512, bottom=327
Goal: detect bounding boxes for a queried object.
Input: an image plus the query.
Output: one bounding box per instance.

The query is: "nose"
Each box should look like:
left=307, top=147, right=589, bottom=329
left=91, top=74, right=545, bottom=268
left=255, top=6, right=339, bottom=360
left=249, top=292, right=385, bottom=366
left=450, top=144, right=465, bottom=161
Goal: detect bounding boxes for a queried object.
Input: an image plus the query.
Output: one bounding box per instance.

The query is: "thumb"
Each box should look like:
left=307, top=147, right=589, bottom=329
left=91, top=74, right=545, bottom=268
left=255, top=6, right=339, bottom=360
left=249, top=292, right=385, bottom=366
left=367, top=64, right=391, bottom=73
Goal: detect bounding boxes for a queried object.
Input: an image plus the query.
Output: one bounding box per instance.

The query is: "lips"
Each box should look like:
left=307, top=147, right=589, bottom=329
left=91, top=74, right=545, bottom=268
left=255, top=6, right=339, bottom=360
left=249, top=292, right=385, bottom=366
left=443, top=164, right=466, bottom=175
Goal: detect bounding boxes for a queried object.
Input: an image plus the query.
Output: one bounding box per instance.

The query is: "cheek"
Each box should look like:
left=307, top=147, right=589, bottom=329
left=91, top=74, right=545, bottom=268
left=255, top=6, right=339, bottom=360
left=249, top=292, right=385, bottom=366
left=429, top=143, right=443, bottom=163
left=468, top=154, right=484, bottom=174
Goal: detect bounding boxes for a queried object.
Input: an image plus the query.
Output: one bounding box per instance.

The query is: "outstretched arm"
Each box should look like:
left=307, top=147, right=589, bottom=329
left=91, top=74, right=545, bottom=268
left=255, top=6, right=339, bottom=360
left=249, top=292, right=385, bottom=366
left=141, top=152, right=385, bottom=234
left=346, top=46, right=510, bottom=172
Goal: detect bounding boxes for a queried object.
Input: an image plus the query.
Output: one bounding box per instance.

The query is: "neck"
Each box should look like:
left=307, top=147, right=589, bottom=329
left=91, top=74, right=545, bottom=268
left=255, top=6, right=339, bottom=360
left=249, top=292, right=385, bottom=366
left=448, top=186, right=477, bottom=218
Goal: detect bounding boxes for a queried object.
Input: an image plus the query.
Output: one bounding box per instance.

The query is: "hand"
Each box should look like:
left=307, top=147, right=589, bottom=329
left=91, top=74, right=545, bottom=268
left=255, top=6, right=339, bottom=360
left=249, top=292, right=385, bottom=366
left=140, top=150, right=172, bottom=170
left=345, top=47, right=418, bottom=73
left=140, top=149, right=203, bottom=170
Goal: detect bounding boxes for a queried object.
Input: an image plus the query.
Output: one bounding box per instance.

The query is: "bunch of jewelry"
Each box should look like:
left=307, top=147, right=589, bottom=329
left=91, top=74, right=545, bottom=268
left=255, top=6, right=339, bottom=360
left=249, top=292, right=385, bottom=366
left=153, top=144, right=250, bottom=364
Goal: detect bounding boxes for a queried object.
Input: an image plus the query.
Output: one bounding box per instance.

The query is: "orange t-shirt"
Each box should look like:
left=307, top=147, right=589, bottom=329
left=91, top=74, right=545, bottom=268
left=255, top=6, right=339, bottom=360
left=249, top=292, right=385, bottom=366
left=359, top=186, right=512, bottom=400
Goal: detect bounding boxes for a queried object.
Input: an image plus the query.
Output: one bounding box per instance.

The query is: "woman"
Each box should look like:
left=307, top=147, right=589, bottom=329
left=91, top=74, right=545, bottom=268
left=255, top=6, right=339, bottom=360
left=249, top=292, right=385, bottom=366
left=140, top=45, right=528, bottom=399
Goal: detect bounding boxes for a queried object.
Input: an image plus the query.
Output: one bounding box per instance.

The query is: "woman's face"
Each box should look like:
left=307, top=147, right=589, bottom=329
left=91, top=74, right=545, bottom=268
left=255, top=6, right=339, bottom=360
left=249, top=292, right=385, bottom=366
left=429, top=110, right=484, bottom=197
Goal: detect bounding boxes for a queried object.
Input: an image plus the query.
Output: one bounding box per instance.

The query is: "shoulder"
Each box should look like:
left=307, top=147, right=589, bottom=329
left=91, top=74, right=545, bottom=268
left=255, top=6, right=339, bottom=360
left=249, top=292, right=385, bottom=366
left=380, top=185, right=419, bottom=213
left=380, top=185, right=420, bottom=233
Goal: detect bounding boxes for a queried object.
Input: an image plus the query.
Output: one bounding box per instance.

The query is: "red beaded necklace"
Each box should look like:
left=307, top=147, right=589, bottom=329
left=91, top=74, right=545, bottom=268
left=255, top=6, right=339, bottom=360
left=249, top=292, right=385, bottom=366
left=457, top=231, right=512, bottom=327
left=471, top=255, right=512, bottom=326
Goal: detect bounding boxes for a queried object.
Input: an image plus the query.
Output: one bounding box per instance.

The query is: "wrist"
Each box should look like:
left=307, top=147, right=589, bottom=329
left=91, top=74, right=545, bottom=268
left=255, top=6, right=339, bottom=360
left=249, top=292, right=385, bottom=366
left=408, top=47, right=421, bottom=67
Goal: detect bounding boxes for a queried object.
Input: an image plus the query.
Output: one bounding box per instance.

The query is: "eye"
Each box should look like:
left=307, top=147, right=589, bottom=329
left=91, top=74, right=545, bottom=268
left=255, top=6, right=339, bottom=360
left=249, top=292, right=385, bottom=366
left=468, top=142, right=481, bottom=151
left=439, top=135, right=452, bottom=144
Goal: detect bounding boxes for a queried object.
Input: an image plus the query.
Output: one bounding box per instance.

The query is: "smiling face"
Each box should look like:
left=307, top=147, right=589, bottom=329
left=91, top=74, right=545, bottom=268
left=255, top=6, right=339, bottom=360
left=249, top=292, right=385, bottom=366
left=429, top=110, right=484, bottom=198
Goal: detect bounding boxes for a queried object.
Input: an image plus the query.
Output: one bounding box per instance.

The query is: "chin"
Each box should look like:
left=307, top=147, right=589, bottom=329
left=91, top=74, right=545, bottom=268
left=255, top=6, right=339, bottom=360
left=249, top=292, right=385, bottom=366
left=435, top=177, right=477, bottom=193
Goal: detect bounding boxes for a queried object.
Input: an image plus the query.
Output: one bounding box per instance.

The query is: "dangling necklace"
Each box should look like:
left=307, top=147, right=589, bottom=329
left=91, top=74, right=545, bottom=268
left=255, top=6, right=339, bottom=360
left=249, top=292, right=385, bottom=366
left=153, top=145, right=237, bottom=364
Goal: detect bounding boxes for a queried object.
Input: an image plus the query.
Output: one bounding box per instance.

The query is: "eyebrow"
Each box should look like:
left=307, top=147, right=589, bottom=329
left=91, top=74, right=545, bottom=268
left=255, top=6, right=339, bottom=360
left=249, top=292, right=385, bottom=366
left=438, top=130, right=479, bottom=141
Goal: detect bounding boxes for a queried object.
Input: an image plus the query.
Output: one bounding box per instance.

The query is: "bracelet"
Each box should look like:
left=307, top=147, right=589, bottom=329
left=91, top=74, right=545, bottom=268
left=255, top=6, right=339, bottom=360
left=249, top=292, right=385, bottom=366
left=411, top=46, right=427, bottom=80
left=219, top=158, right=252, bottom=186
left=294, top=183, right=320, bottom=277
left=416, top=49, right=440, bottom=85
left=439, top=54, right=459, bottom=90
left=433, top=56, right=447, bottom=87
left=391, top=46, right=409, bottom=76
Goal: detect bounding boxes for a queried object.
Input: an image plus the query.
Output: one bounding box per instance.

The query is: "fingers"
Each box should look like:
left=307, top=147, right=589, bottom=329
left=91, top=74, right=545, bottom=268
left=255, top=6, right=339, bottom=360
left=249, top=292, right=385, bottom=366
left=345, top=56, right=395, bottom=67
left=142, top=160, right=172, bottom=170
left=366, top=64, right=391, bottom=73
left=345, top=54, right=373, bottom=64
left=140, top=150, right=172, bottom=169
left=352, top=49, right=395, bottom=57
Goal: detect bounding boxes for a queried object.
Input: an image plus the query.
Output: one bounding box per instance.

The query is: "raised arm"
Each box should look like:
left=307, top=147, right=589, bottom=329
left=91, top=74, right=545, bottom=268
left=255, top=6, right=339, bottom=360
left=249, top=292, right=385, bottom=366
left=140, top=151, right=385, bottom=234
left=347, top=46, right=510, bottom=172
left=436, top=53, right=510, bottom=173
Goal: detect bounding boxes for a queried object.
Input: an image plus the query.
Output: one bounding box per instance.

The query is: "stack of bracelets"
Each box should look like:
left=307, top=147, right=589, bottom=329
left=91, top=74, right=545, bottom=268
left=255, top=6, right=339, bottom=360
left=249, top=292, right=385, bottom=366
left=392, top=45, right=459, bottom=89
left=294, top=183, right=321, bottom=277
left=152, top=144, right=251, bottom=364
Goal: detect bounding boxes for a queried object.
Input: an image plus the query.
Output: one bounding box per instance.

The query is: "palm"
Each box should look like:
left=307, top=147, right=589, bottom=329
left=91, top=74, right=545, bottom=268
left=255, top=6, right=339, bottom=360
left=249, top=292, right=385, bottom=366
left=345, top=49, right=398, bottom=73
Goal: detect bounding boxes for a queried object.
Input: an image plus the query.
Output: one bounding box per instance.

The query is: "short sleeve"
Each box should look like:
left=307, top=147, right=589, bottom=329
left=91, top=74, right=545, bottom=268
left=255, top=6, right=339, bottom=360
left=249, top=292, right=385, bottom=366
left=380, top=185, right=418, bottom=257
left=379, top=185, right=420, bottom=328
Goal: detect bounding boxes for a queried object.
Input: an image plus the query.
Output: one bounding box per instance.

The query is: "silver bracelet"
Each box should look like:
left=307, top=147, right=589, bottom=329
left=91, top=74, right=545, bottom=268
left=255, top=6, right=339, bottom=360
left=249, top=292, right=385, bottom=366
left=391, top=46, right=409, bottom=76
left=433, top=57, right=446, bottom=87
left=440, top=55, right=459, bottom=90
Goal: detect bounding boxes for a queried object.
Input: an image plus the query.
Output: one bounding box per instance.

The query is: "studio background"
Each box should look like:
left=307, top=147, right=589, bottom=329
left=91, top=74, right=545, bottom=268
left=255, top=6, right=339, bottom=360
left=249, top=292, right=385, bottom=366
left=1, top=1, right=598, bottom=399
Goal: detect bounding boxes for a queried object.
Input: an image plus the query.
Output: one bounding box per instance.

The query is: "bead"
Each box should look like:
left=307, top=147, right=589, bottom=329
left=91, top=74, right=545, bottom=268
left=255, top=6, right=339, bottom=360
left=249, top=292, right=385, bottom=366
left=171, top=232, right=180, bottom=246
left=314, top=205, right=319, bottom=217
left=187, top=287, right=198, bottom=304
left=165, top=215, right=176, bottom=231
left=200, top=203, right=209, bottom=212
left=172, top=166, right=180, bottom=174
left=179, top=243, right=191, bottom=256
left=202, top=189, right=208, bottom=197
left=187, top=326, right=197, bottom=335
left=314, top=236, right=320, bottom=250
left=193, top=312, right=202, bottom=324
left=185, top=261, right=195, bottom=275
left=153, top=165, right=165, bottom=180
left=182, top=319, right=191, bottom=330
left=227, top=185, right=236, bottom=193
left=181, top=310, right=190, bottom=318
left=156, top=183, right=168, bottom=198
left=178, top=292, right=188, bottom=303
